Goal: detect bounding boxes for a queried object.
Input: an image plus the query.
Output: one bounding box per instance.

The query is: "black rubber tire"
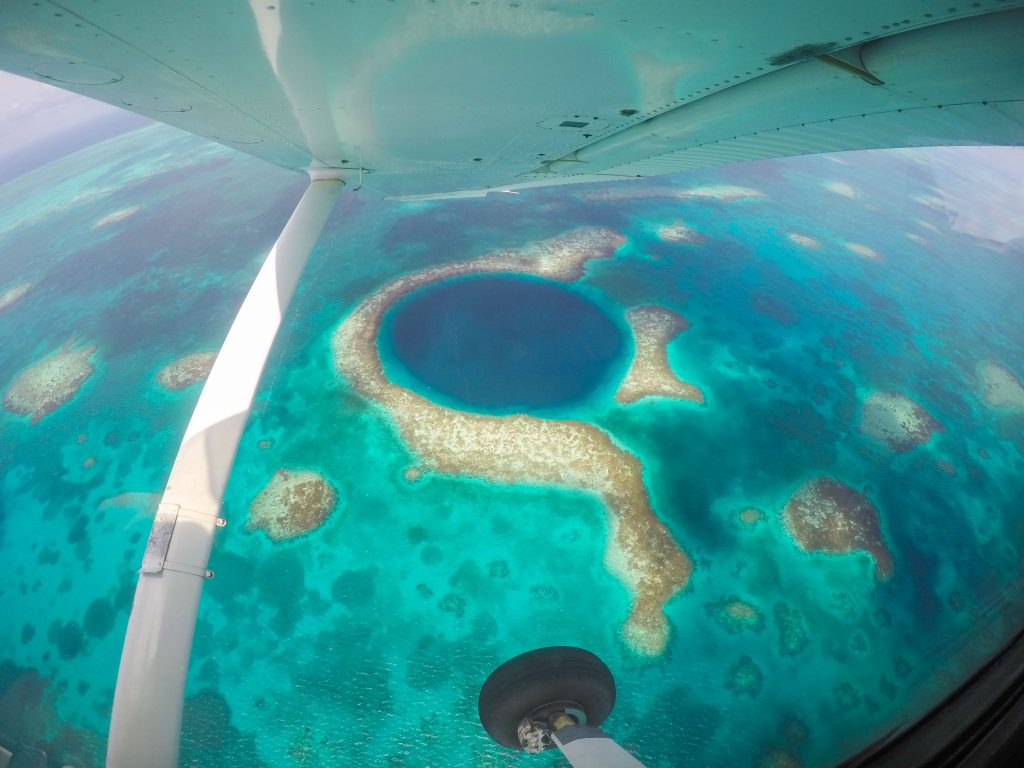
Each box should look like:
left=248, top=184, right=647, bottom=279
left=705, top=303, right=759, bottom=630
left=478, top=646, right=616, bottom=750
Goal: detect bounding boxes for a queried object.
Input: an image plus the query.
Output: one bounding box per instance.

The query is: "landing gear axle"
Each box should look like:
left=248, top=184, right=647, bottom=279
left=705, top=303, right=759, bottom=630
left=478, top=647, right=648, bottom=768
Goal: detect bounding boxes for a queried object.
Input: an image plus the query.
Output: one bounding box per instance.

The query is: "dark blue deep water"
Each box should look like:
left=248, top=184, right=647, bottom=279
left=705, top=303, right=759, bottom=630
left=383, top=275, right=625, bottom=411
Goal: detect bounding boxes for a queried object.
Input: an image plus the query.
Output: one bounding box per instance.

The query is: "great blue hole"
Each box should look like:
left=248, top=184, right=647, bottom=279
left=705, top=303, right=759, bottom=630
left=381, top=275, right=625, bottom=413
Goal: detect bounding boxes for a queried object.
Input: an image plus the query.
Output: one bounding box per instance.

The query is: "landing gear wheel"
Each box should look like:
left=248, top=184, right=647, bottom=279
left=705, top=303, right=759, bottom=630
left=478, top=646, right=616, bottom=750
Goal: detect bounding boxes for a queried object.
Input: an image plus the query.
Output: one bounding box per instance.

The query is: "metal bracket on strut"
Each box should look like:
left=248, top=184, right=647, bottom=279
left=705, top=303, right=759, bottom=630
left=140, top=503, right=180, bottom=574
left=139, top=503, right=221, bottom=577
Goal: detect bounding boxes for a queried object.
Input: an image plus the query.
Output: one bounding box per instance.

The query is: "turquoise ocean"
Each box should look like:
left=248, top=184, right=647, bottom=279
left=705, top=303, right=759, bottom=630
left=1, top=123, right=1023, bottom=767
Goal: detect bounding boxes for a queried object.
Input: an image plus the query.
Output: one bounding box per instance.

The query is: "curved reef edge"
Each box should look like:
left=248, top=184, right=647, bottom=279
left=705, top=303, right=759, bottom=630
left=332, top=228, right=692, bottom=655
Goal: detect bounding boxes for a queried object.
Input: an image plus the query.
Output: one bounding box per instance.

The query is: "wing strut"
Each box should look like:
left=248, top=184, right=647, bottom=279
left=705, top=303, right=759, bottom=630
left=106, top=174, right=344, bottom=768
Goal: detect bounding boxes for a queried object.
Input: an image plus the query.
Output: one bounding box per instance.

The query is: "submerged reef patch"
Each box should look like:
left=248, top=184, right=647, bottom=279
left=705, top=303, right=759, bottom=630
left=725, top=655, right=764, bottom=697
left=824, top=180, right=858, bottom=198
left=782, top=477, right=893, bottom=581
left=657, top=221, right=707, bottom=244
left=332, top=228, right=692, bottom=655
left=0, top=661, right=102, bottom=767
left=92, top=205, right=140, bottom=229
left=3, top=341, right=96, bottom=423
left=576, top=183, right=763, bottom=204
left=247, top=469, right=337, bottom=542
left=977, top=360, right=1024, bottom=411
left=0, top=281, right=31, bottom=311
left=705, top=596, right=765, bottom=634
left=787, top=233, right=819, bottom=249
left=615, top=306, right=703, bottom=405
left=843, top=242, right=881, bottom=260
left=738, top=507, right=766, bottom=526
left=156, top=351, right=217, bottom=391
left=857, top=391, right=943, bottom=452
left=774, top=601, right=810, bottom=657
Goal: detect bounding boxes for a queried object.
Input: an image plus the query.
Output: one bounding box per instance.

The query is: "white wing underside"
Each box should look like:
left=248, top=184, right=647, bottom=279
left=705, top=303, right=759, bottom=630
left=0, top=0, right=1022, bottom=198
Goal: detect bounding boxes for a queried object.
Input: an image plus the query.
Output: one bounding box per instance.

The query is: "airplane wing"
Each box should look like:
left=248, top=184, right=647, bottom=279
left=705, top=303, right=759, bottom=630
left=0, top=0, right=1022, bottom=198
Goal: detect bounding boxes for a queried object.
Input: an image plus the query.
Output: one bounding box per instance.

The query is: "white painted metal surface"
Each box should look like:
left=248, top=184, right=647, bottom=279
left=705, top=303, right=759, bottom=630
left=0, top=1, right=1022, bottom=196
left=105, top=177, right=343, bottom=768
left=553, top=728, right=649, bottom=768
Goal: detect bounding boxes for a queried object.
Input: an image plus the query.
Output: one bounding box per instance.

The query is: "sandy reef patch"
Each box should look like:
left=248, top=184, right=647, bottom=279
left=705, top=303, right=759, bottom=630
left=824, top=180, right=858, bottom=198
left=3, top=342, right=97, bottom=423
left=248, top=469, right=337, bottom=542
left=844, top=242, right=881, bottom=260
left=978, top=360, right=1024, bottom=411
left=615, top=306, right=703, bottom=406
left=0, top=282, right=31, bottom=311
left=857, top=391, right=943, bottom=452
left=782, top=477, right=893, bottom=582
left=157, top=351, right=217, bottom=391
left=656, top=222, right=707, bottom=244
left=92, top=205, right=140, bottom=229
left=787, top=233, right=819, bottom=249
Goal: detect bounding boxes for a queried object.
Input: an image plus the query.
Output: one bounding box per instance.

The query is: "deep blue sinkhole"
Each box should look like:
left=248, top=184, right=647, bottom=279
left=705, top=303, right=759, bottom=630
left=382, top=275, right=625, bottom=412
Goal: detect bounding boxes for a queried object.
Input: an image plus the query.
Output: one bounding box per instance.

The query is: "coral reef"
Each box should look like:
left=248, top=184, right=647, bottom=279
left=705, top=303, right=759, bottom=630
left=0, top=661, right=102, bottom=767
left=0, top=281, right=31, bottom=311
left=403, top=466, right=426, bottom=483
left=247, top=469, right=337, bottom=542
left=782, top=478, right=893, bottom=581
left=615, top=306, right=703, bottom=405
left=824, top=180, right=858, bottom=198
left=156, top=351, right=217, bottom=391
left=705, top=595, right=765, bottom=633
left=773, top=602, right=809, bottom=656
left=738, top=507, right=766, bottom=526
left=3, top=341, right=96, bottom=423
left=857, top=391, right=943, bottom=452
left=92, top=205, right=140, bottom=229
left=977, top=360, right=1024, bottom=410
left=657, top=222, right=707, bottom=244
left=844, top=242, right=881, bottom=260
left=787, top=233, right=819, bottom=249
left=577, top=184, right=763, bottom=204
left=332, top=228, right=692, bottom=655
left=725, top=655, right=763, bottom=697
left=681, top=185, right=765, bottom=201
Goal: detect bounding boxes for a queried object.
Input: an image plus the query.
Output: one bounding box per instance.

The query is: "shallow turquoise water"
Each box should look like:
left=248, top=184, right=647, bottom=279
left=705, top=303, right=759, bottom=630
left=1, top=126, right=1023, bottom=767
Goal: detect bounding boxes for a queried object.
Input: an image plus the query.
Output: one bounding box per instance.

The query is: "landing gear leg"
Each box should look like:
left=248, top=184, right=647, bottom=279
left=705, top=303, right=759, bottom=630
left=478, top=647, right=649, bottom=768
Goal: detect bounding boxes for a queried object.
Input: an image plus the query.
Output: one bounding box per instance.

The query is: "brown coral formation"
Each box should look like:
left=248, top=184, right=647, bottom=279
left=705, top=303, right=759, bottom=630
left=978, top=360, right=1024, bottom=411
left=156, top=351, right=217, bottom=391
left=615, top=306, right=703, bottom=406
left=331, top=228, right=691, bottom=655
left=705, top=596, right=765, bottom=633
left=738, top=508, right=766, bottom=526
left=0, top=282, right=31, bottom=311
left=247, top=469, right=337, bottom=542
left=2, top=342, right=96, bottom=423
left=857, top=391, right=943, bottom=452
left=782, top=478, right=893, bottom=582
